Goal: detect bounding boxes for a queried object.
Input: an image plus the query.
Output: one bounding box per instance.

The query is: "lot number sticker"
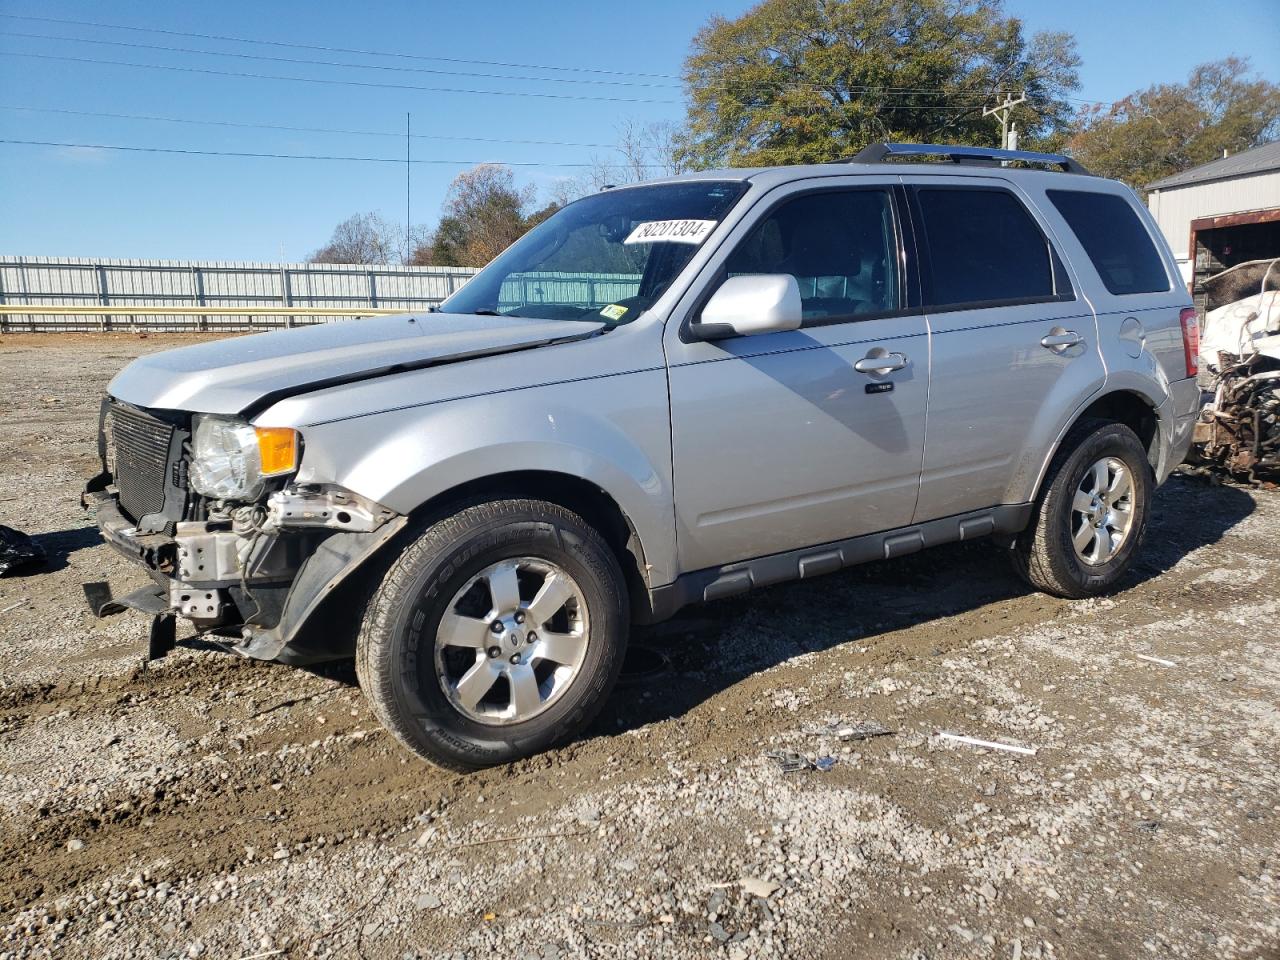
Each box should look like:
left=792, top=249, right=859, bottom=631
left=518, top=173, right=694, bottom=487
left=623, top=219, right=718, bottom=245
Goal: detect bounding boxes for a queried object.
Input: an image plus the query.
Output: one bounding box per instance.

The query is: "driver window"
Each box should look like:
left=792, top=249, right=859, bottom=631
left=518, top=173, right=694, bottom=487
left=724, top=190, right=900, bottom=323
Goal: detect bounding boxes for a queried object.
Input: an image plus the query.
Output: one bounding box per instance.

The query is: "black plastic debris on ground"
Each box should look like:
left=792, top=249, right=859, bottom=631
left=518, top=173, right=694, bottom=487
left=0, top=526, right=45, bottom=576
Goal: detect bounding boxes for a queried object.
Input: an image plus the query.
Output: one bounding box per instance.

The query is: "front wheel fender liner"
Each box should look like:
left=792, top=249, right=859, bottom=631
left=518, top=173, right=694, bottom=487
left=237, top=516, right=409, bottom=663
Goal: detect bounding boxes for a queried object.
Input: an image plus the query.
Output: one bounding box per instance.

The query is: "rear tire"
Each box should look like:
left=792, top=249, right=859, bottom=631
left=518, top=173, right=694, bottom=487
left=1011, top=419, right=1153, bottom=599
left=356, top=498, right=628, bottom=770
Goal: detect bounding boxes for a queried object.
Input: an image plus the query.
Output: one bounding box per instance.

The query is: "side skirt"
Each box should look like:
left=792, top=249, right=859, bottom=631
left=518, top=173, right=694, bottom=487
left=645, top=503, right=1032, bottom=622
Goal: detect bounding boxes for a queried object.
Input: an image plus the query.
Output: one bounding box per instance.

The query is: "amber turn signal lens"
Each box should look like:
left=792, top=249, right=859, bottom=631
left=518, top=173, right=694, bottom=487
left=255, top=426, right=298, bottom=476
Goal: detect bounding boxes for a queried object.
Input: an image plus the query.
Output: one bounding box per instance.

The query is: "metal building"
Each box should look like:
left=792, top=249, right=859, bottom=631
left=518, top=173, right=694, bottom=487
left=1146, top=141, right=1280, bottom=304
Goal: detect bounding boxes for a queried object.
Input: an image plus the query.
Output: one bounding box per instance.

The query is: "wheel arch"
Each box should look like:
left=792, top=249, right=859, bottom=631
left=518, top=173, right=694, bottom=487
left=405, top=469, right=657, bottom=622
left=1029, top=389, right=1162, bottom=502
left=257, top=468, right=661, bottom=666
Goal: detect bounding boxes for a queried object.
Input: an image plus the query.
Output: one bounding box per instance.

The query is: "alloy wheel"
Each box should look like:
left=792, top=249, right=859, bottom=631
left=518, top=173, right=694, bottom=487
left=433, top=558, right=589, bottom=725
left=1070, top=456, right=1134, bottom=565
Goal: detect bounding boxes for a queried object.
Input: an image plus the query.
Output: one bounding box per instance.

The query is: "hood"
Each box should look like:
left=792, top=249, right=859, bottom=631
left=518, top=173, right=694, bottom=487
left=108, top=313, right=605, bottom=416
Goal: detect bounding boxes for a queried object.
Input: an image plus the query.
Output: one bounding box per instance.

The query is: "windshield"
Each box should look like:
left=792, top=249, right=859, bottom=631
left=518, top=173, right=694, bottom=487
left=441, top=180, right=749, bottom=325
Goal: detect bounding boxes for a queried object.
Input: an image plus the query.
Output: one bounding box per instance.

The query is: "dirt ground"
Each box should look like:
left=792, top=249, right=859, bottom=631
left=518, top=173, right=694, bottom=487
left=0, top=332, right=1277, bottom=960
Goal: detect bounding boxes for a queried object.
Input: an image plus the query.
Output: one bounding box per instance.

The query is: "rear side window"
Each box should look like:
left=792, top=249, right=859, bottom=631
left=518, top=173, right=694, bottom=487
left=1046, top=190, right=1170, bottom=295
left=914, top=188, right=1065, bottom=308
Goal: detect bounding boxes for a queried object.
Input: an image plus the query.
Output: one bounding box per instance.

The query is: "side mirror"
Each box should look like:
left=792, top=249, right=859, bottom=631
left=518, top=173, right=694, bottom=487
left=693, top=274, right=803, bottom=340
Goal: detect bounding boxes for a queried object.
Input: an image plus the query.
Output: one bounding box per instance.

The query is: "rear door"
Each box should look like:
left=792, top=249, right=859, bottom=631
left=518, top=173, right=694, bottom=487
left=663, top=179, right=929, bottom=572
left=901, top=176, right=1104, bottom=521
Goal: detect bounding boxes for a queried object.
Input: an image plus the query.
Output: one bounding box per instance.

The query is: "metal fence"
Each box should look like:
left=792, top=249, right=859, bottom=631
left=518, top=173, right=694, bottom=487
left=498, top=272, right=642, bottom=310
left=0, top=256, right=481, bottom=332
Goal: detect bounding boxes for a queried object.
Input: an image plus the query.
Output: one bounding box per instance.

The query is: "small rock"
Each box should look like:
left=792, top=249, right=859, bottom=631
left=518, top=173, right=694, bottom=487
left=415, top=893, right=441, bottom=910
left=709, top=922, right=730, bottom=943
left=66, top=839, right=85, bottom=852
left=739, top=877, right=780, bottom=899
left=272, top=849, right=289, bottom=860
left=617, top=859, right=637, bottom=872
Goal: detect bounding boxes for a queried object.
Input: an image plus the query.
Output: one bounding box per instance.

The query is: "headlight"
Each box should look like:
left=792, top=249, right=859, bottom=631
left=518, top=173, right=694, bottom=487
left=190, top=416, right=298, bottom=501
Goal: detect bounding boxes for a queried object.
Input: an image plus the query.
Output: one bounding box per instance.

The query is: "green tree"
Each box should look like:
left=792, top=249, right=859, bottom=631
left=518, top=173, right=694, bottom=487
left=413, top=165, right=557, bottom=267
left=678, top=0, right=1081, bottom=167
left=1067, top=57, right=1280, bottom=190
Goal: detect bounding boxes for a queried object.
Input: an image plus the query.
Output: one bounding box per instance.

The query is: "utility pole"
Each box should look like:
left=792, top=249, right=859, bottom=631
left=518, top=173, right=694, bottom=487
left=405, top=112, right=411, bottom=263
left=983, top=91, right=1027, bottom=149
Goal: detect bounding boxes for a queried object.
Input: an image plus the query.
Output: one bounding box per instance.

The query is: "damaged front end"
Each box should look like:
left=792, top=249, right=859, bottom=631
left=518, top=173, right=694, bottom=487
left=1191, top=260, right=1280, bottom=481
left=83, top=398, right=405, bottom=662
left=1192, top=351, right=1280, bottom=479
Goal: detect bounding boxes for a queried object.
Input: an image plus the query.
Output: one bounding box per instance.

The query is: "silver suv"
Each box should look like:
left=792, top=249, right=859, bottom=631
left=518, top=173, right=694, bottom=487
left=86, top=143, right=1202, bottom=769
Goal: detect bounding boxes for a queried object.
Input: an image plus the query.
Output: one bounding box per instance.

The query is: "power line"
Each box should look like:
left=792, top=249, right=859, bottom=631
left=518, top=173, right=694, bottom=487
left=0, top=51, right=682, bottom=105
left=0, top=29, right=1047, bottom=100
left=0, top=137, right=661, bottom=168
left=0, top=11, right=682, bottom=81
left=0, top=30, right=685, bottom=89
left=0, top=104, right=618, bottom=149
left=0, top=31, right=1035, bottom=101
left=0, top=16, right=1112, bottom=104
left=0, top=53, right=1034, bottom=112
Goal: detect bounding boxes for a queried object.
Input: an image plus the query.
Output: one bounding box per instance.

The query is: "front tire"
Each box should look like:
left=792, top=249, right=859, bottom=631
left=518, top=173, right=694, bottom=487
left=1011, top=419, right=1153, bottom=599
left=356, top=498, right=628, bottom=770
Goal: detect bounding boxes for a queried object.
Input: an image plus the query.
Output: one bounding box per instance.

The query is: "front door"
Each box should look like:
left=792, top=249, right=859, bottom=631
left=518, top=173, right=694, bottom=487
left=664, top=182, right=930, bottom=573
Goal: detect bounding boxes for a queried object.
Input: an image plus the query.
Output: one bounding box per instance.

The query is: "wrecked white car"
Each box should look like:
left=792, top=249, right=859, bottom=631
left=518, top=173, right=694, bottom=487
left=1192, top=258, right=1280, bottom=478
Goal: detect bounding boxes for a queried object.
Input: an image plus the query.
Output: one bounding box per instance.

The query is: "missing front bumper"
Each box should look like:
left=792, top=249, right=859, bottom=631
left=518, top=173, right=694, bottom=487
left=82, top=486, right=405, bottom=664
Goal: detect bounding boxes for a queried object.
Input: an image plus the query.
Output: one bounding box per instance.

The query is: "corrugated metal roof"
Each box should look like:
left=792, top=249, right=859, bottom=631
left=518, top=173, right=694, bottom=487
left=1147, top=139, right=1280, bottom=191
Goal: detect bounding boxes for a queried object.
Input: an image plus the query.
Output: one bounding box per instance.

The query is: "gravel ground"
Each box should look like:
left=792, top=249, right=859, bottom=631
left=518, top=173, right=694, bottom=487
left=1, top=333, right=1277, bottom=960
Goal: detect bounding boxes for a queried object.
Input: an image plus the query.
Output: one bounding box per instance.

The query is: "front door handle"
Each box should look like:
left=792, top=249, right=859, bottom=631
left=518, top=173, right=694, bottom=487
left=854, top=351, right=908, bottom=375
left=1040, top=329, right=1083, bottom=352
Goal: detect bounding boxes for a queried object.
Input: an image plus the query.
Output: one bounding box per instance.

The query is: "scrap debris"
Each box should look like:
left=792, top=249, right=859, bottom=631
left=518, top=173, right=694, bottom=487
left=1191, top=257, right=1280, bottom=480
left=765, top=750, right=839, bottom=773
left=937, top=732, right=1037, bottom=756
left=1135, top=654, right=1177, bottom=667
left=0, top=525, right=45, bottom=577
left=832, top=720, right=893, bottom=741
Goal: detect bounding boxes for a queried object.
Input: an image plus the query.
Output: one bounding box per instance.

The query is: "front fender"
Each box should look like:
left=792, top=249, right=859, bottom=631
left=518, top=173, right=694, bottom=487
left=282, top=370, right=676, bottom=586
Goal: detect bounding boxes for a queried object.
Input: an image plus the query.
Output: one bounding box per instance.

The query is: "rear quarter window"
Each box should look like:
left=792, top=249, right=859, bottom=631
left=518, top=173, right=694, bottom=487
left=1046, top=190, right=1170, bottom=295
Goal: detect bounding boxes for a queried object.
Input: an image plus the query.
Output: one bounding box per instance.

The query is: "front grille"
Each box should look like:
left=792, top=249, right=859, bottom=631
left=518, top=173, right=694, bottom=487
left=109, top=405, right=175, bottom=522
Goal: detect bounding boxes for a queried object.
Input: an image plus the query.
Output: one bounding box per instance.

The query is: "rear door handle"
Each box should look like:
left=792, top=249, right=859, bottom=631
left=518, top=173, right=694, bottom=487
left=854, top=351, right=907, bottom=375
left=1040, top=329, right=1083, bottom=352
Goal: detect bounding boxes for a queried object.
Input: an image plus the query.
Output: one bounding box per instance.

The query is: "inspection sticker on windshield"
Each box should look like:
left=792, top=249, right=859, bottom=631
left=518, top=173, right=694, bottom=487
left=599, top=304, right=629, bottom=321
left=623, top=219, right=718, bottom=245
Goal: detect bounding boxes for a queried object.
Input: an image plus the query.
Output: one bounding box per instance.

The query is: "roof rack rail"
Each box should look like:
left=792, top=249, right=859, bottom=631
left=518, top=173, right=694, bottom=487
left=847, top=142, right=1092, bottom=176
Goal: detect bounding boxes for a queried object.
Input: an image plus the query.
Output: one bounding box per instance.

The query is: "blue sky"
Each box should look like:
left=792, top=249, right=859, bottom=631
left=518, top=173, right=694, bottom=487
left=0, top=0, right=1276, bottom=262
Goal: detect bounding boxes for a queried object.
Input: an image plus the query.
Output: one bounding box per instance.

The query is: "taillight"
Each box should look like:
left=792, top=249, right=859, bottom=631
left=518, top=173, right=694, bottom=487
left=1179, top=307, right=1200, bottom=378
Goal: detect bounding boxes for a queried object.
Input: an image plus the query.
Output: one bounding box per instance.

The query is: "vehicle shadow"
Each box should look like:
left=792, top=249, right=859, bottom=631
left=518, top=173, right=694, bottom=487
left=592, top=471, right=1256, bottom=739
